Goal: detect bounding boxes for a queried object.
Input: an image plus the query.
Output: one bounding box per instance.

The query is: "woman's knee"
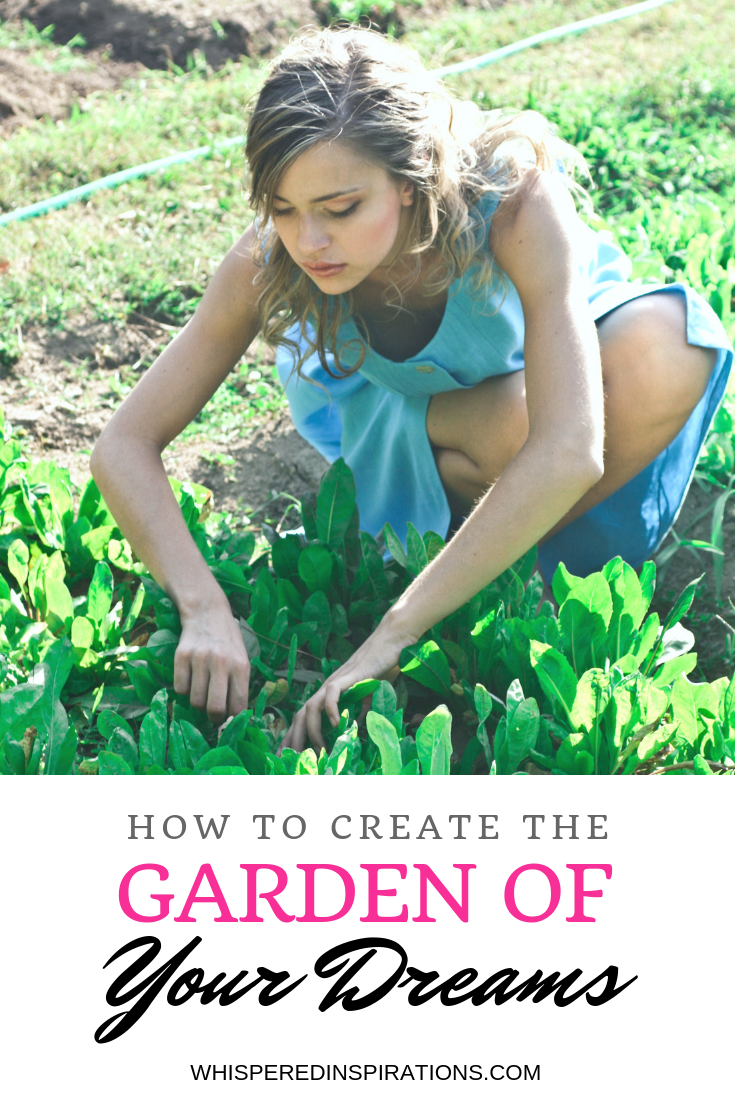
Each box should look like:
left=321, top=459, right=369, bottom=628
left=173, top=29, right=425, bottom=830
left=599, top=293, right=716, bottom=426
left=428, top=371, right=529, bottom=487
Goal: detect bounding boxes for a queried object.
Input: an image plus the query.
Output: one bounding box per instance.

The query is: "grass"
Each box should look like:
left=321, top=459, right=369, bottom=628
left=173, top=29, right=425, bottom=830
left=0, top=53, right=262, bottom=363
left=0, top=19, right=91, bottom=70
left=178, top=362, right=287, bottom=444
left=2, top=0, right=734, bottom=349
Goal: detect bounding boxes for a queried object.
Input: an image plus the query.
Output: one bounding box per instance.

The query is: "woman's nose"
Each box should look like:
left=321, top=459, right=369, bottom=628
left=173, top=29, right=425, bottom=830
left=298, top=216, right=330, bottom=254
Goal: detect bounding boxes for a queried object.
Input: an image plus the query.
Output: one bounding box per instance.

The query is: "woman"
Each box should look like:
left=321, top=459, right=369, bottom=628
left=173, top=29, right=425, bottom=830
left=91, top=27, right=733, bottom=752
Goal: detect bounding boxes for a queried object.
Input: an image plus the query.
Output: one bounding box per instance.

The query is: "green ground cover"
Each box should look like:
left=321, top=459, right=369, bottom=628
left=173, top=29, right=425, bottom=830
left=1, top=0, right=734, bottom=775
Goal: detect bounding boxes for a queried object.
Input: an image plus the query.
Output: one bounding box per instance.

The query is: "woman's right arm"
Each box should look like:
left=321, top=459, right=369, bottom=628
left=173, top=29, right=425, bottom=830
left=90, top=224, right=262, bottom=723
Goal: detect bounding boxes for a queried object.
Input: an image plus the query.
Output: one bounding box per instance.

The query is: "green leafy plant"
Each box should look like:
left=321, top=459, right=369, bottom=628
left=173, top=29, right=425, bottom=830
left=1, top=410, right=732, bottom=778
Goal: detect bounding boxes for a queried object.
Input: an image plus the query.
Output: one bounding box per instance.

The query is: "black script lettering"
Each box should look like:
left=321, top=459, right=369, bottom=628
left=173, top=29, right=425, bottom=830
left=95, top=937, right=307, bottom=1042
left=314, top=937, right=408, bottom=1011
left=96, top=935, right=201, bottom=1042
left=196, top=970, right=261, bottom=1005
left=397, top=965, right=482, bottom=1006
left=257, top=967, right=308, bottom=1005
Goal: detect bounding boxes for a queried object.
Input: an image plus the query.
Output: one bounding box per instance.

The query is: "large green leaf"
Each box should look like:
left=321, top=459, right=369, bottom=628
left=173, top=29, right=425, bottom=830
left=571, top=669, right=612, bottom=734
left=371, top=680, right=397, bottom=720
left=470, top=607, right=498, bottom=651
left=34, top=637, right=74, bottom=743
left=271, top=534, right=302, bottom=578
left=168, top=719, right=193, bottom=772
left=552, top=561, right=583, bottom=606
left=301, top=590, right=331, bottom=646
left=195, top=746, right=249, bottom=774
left=316, top=459, right=357, bottom=549
left=359, top=532, right=391, bottom=599
left=298, top=545, right=333, bottom=593
left=382, top=522, right=407, bottom=569
left=139, top=689, right=169, bottom=770
left=556, top=731, right=593, bottom=774
left=45, top=576, right=73, bottom=632
left=87, top=561, right=114, bottom=625
left=604, top=558, right=647, bottom=660
left=559, top=573, right=612, bottom=674
left=415, top=705, right=452, bottom=776
left=638, top=560, right=656, bottom=609
left=400, top=641, right=451, bottom=696
left=2, top=734, right=27, bottom=775
left=670, top=677, right=700, bottom=746
left=339, top=679, right=381, bottom=707
left=496, top=697, right=540, bottom=774
left=529, top=641, right=577, bottom=726
left=651, top=653, right=698, bottom=689
left=212, top=560, right=253, bottom=596
left=406, top=522, right=428, bottom=576
left=44, top=700, right=76, bottom=776
left=98, top=751, right=135, bottom=775
left=180, top=719, right=210, bottom=766
left=7, top=538, right=29, bottom=589
left=366, top=711, right=403, bottom=775
left=0, top=683, right=45, bottom=742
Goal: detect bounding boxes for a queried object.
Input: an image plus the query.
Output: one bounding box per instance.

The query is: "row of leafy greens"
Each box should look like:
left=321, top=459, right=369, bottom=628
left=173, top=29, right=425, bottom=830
left=0, top=410, right=733, bottom=777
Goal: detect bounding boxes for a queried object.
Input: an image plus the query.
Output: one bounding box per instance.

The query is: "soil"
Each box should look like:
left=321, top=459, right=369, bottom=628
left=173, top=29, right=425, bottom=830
left=0, top=45, right=143, bottom=133
left=0, top=0, right=505, bottom=132
left=0, top=312, right=328, bottom=507
left=1, top=0, right=503, bottom=77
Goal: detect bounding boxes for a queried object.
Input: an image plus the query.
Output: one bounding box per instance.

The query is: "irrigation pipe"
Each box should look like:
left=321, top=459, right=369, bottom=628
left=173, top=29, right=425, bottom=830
left=0, top=0, right=681, bottom=228
left=433, top=0, right=681, bottom=76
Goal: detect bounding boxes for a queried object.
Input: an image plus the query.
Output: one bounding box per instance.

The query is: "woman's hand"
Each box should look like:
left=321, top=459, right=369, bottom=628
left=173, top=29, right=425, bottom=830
left=173, top=593, right=251, bottom=725
left=280, top=611, right=418, bottom=754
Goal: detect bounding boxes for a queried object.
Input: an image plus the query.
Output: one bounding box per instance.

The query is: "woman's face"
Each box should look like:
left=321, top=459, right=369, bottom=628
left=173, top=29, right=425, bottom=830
left=271, top=140, right=414, bottom=293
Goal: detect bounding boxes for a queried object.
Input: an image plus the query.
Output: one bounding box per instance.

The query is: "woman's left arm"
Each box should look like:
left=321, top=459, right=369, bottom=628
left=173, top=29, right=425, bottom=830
left=282, top=169, right=605, bottom=751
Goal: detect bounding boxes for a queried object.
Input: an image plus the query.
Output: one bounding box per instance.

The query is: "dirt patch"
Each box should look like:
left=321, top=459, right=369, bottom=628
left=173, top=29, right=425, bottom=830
left=652, top=481, right=735, bottom=682
left=2, top=0, right=314, bottom=69
left=0, top=313, right=328, bottom=512
left=0, top=46, right=143, bottom=134
left=171, top=411, right=328, bottom=518
left=0, top=0, right=506, bottom=133
left=2, top=0, right=506, bottom=73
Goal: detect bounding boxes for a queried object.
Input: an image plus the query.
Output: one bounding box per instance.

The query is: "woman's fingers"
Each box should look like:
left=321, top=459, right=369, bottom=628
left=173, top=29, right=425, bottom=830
left=228, top=668, right=250, bottom=718
left=323, top=678, right=344, bottom=727
left=206, top=667, right=230, bottom=725
left=173, top=649, right=192, bottom=697
left=283, top=707, right=308, bottom=753
left=173, top=608, right=252, bottom=720
left=305, top=692, right=328, bottom=752
left=188, top=657, right=211, bottom=714
left=281, top=620, right=413, bottom=757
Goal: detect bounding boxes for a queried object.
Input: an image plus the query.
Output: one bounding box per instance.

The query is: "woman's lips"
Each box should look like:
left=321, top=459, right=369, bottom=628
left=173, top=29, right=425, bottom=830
left=303, top=262, right=347, bottom=278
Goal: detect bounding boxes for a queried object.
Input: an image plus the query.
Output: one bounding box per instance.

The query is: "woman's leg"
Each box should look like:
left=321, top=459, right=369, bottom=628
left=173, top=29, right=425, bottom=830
left=427, top=293, right=718, bottom=533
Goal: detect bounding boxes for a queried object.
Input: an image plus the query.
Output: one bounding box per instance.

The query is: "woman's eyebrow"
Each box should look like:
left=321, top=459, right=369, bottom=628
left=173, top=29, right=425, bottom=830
left=273, top=187, right=362, bottom=204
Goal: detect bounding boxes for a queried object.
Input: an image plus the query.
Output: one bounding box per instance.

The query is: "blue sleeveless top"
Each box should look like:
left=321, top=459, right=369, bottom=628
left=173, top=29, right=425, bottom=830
left=275, top=196, right=733, bottom=579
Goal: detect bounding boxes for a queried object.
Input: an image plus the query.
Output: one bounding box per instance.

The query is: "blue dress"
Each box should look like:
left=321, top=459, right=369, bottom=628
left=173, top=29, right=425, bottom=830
left=275, top=194, right=733, bottom=579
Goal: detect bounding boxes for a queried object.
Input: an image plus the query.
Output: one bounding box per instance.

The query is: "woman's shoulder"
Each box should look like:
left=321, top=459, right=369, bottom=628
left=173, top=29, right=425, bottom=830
left=488, top=168, right=587, bottom=295
left=190, top=223, right=262, bottom=343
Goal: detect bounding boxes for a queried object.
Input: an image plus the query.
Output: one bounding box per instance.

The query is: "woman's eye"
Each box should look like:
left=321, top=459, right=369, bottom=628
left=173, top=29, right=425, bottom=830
left=272, top=208, right=292, bottom=218
left=329, top=203, right=359, bottom=219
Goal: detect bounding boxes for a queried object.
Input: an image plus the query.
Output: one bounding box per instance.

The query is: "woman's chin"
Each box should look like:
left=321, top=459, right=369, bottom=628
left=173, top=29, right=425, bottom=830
left=310, top=271, right=365, bottom=294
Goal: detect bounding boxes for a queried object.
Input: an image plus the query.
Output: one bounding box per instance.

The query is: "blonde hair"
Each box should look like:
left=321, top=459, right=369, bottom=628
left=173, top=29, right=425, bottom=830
left=246, top=26, right=586, bottom=378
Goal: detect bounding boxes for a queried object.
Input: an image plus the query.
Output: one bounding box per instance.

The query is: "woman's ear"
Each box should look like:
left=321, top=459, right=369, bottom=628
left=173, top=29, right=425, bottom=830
left=399, top=179, right=415, bottom=206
